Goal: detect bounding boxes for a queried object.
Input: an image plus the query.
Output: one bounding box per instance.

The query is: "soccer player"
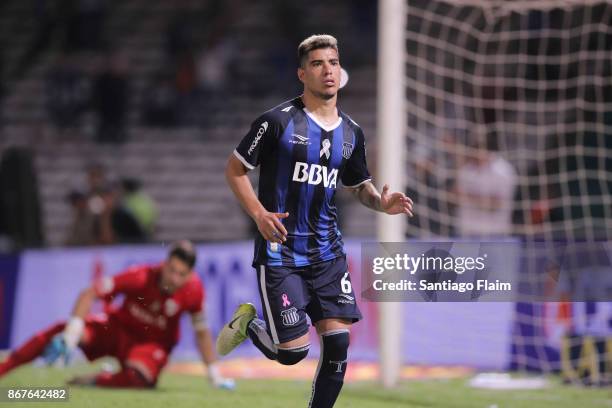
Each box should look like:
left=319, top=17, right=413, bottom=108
left=0, top=240, right=234, bottom=389
left=218, top=34, right=413, bottom=407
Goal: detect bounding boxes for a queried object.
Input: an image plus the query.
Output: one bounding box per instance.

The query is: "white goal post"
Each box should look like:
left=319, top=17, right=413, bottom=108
left=377, top=0, right=406, bottom=389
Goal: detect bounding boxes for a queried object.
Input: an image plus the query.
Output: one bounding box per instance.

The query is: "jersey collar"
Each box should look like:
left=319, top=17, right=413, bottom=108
left=303, top=108, right=343, bottom=132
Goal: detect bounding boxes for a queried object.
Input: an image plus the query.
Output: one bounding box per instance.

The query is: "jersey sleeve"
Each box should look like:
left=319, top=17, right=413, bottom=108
left=233, top=113, right=280, bottom=170
left=185, top=280, right=205, bottom=313
left=186, top=281, right=208, bottom=330
left=94, top=265, right=148, bottom=298
left=341, top=127, right=372, bottom=187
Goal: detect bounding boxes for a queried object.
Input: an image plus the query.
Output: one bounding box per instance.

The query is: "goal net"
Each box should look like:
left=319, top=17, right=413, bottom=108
left=402, top=0, right=611, bottom=382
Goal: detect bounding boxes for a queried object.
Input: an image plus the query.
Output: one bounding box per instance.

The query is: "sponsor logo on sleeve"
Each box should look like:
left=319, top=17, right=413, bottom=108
left=248, top=121, right=269, bottom=155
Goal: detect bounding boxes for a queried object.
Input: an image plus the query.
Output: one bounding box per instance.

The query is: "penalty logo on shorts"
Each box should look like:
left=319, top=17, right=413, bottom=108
left=281, top=307, right=299, bottom=326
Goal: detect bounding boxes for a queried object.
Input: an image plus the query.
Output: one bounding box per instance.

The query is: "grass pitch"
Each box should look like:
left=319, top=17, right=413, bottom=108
left=0, top=363, right=609, bottom=408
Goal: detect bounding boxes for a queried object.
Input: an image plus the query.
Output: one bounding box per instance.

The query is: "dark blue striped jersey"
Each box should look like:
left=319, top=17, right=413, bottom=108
left=234, top=97, right=371, bottom=267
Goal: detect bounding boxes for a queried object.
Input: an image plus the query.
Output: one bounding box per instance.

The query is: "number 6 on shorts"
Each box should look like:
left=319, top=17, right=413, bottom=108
left=340, top=272, right=352, bottom=294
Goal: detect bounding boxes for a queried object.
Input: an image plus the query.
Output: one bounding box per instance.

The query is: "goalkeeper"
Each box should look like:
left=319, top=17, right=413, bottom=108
left=0, top=241, right=233, bottom=390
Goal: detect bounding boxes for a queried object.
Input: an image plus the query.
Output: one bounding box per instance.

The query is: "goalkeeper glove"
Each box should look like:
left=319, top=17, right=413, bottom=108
left=42, top=317, right=84, bottom=366
left=207, top=363, right=236, bottom=390
left=42, top=335, right=72, bottom=366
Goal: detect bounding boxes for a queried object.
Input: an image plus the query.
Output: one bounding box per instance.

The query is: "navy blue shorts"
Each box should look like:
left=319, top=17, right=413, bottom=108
left=255, top=256, right=362, bottom=344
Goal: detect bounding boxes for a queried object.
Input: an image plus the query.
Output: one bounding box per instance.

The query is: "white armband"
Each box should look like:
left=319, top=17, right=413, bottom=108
left=191, top=311, right=209, bottom=331
left=63, top=316, right=85, bottom=349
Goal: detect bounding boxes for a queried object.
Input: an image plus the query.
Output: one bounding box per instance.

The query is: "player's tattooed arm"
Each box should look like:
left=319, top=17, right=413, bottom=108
left=349, top=181, right=413, bottom=216
left=350, top=181, right=382, bottom=211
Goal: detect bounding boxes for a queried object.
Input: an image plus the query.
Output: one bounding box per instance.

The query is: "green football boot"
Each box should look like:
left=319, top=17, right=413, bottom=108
left=216, top=303, right=257, bottom=356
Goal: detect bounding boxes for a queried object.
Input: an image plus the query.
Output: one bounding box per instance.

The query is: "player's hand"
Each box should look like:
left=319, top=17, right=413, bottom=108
left=254, top=211, right=289, bottom=243
left=380, top=184, right=414, bottom=216
left=42, top=334, right=73, bottom=366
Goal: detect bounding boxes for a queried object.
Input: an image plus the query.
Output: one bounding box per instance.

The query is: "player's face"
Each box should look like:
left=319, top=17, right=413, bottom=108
left=298, top=47, right=341, bottom=100
left=160, top=256, right=192, bottom=294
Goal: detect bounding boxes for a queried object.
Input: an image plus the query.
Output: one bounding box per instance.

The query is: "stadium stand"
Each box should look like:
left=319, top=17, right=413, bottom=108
left=0, top=0, right=377, bottom=246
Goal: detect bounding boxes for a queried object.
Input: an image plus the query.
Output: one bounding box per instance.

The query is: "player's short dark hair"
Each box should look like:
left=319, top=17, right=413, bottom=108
left=298, top=34, right=339, bottom=67
left=168, top=240, right=197, bottom=269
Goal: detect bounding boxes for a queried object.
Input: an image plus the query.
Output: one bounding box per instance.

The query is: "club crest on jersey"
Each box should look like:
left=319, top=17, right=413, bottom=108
left=342, top=142, right=354, bottom=159
left=281, top=307, right=300, bottom=326
left=153, top=349, right=166, bottom=361
left=165, top=299, right=179, bottom=316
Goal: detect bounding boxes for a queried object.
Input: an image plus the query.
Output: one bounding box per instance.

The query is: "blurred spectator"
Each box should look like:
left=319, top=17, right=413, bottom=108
left=407, top=131, right=458, bottom=237
left=67, top=181, right=147, bottom=246
left=99, top=183, right=147, bottom=244
left=544, top=128, right=611, bottom=241
left=86, top=162, right=108, bottom=196
left=65, top=189, right=96, bottom=246
left=166, top=11, right=196, bottom=60
left=164, top=0, right=241, bottom=125
left=67, top=164, right=148, bottom=245
left=120, top=178, right=158, bottom=239
left=454, top=143, right=517, bottom=238
left=142, top=71, right=180, bottom=127
left=190, top=36, right=238, bottom=126
left=86, top=165, right=145, bottom=243
left=11, top=0, right=67, bottom=78
left=175, top=54, right=197, bottom=96
left=264, top=0, right=303, bottom=94
left=0, top=49, right=4, bottom=126
left=65, top=164, right=109, bottom=246
left=13, top=0, right=107, bottom=79
left=0, top=148, right=44, bottom=250
left=348, top=0, right=377, bottom=65
left=196, top=36, right=237, bottom=95
left=45, top=55, right=89, bottom=129
left=165, top=10, right=198, bottom=99
left=511, top=161, right=547, bottom=235
left=93, top=52, right=129, bottom=143
left=64, top=0, right=108, bottom=53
